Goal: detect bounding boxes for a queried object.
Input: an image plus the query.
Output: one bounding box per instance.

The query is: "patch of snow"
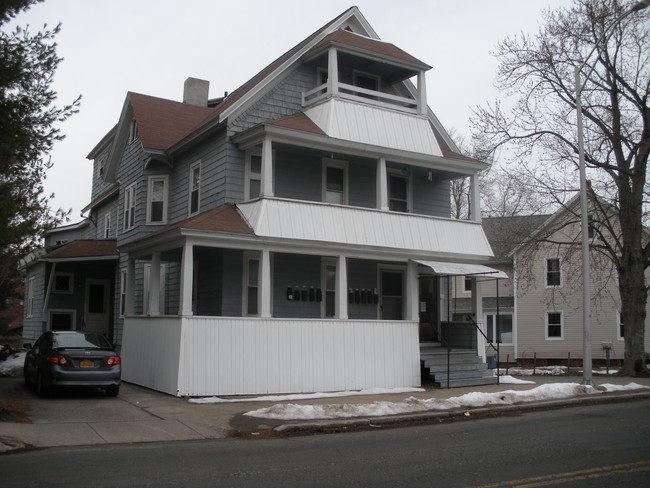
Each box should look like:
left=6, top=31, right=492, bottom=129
left=600, top=382, right=650, bottom=392
left=498, top=375, right=536, bottom=385
left=243, top=382, right=648, bottom=421
left=0, top=351, right=25, bottom=377
left=189, top=387, right=425, bottom=404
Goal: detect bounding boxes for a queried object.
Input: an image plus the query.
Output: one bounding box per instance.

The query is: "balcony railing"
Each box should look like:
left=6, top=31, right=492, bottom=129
left=302, top=82, right=418, bottom=113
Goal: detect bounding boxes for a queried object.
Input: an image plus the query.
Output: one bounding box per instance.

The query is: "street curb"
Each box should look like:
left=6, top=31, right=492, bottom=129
left=273, top=390, right=650, bottom=434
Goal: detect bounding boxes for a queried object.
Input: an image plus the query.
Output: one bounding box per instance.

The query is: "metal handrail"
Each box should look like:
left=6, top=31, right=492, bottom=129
left=466, top=313, right=500, bottom=385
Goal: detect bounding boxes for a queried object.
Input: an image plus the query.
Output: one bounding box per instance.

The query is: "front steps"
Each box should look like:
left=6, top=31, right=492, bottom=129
left=420, top=343, right=498, bottom=388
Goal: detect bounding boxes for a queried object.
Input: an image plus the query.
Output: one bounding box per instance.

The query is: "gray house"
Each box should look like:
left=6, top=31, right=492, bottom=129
left=24, top=7, right=502, bottom=396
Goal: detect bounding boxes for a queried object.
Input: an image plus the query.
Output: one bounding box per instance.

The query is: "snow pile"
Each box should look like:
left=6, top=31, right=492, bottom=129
left=189, top=387, right=424, bottom=404
left=244, top=382, right=649, bottom=420
left=497, top=375, right=536, bottom=385
left=0, top=351, right=25, bottom=377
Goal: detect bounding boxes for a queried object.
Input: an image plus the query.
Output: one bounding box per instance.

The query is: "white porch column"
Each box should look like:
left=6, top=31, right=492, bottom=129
left=148, top=251, right=161, bottom=316
left=470, top=173, right=481, bottom=222
left=178, top=242, right=194, bottom=316
left=471, top=278, right=486, bottom=361
left=327, top=47, right=339, bottom=96
left=377, top=158, right=389, bottom=211
left=417, top=71, right=427, bottom=116
left=260, top=249, right=272, bottom=318
left=406, top=261, right=419, bottom=321
left=261, top=136, right=274, bottom=197
left=335, top=255, right=348, bottom=319
left=125, top=256, right=135, bottom=316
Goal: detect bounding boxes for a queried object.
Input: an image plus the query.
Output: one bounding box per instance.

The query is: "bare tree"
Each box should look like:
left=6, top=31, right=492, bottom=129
left=472, top=0, right=649, bottom=374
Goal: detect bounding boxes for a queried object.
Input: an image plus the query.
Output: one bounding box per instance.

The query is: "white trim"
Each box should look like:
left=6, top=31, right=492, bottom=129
left=53, top=272, right=74, bottom=294
left=144, top=262, right=167, bottom=316
left=243, top=252, right=260, bottom=317
left=48, top=309, right=77, bottom=331
left=352, top=69, right=380, bottom=94
left=485, top=312, right=514, bottom=345
left=245, top=148, right=262, bottom=201
left=123, top=183, right=136, bottom=232
left=322, top=158, right=348, bottom=205
left=103, top=212, right=111, bottom=239
left=387, top=168, right=411, bottom=213
left=321, top=257, right=336, bottom=318
left=26, top=276, right=34, bottom=318
left=146, top=175, right=169, bottom=225
left=616, top=310, right=624, bottom=340
left=119, top=270, right=127, bottom=318
left=545, top=311, right=564, bottom=340
left=545, top=257, right=562, bottom=288
left=188, top=160, right=201, bottom=216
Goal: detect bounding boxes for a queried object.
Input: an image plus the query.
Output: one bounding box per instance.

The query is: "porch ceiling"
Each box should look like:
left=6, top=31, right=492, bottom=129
left=237, top=198, right=494, bottom=260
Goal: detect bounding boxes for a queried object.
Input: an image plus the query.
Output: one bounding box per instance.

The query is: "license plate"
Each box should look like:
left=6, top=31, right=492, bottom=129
left=79, top=360, right=95, bottom=368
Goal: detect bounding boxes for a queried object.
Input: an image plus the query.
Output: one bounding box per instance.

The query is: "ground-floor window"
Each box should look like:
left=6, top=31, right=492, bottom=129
left=49, top=310, right=75, bottom=330
left=380, top=268, right=404, bottom=320
left=485, top=313, right=513, bottom=344
left=244, top=255, right=259, bottom=316
left=546, top=311, right=563, bottom=339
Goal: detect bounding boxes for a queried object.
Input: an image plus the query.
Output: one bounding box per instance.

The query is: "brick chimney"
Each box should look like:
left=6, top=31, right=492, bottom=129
left=183, top=77, right=210, bottom=107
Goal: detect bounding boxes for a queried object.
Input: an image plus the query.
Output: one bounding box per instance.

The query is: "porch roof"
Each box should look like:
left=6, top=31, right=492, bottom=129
left=237, top=198, right=494, bottom=260
left=42, top=240, right=118, bottom=262
left=412, top=260, right=508, bottom=279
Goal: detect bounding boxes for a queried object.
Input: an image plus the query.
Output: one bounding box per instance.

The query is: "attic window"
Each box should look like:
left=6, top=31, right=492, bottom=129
left=129, top=119, right=139, bottom=143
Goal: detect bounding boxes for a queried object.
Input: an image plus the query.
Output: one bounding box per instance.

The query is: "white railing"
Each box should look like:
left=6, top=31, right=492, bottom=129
left=122, top=316, right=420, bottom=397
left=302, top=82, right=418, bottom=113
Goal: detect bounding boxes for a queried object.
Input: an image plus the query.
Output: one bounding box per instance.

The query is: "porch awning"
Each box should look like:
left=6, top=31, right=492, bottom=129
left=41, top=240, right=118, bottom=262
left=413, top=260, right=508, bottom=279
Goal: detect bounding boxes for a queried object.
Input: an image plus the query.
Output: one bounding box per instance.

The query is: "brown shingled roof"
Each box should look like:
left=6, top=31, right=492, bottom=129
left=266, top=112, right=326, bottom=135
left=314, top=29, right=431, bottom=70
left=129, top=92, right=217, bottom=151
left=44, top=240, right=118, bottom=261
left=175, top=204, right=254, bottom=235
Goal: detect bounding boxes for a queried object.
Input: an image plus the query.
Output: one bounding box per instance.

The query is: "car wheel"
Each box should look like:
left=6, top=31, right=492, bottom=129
left=105, top=384, right=120, bottom=397
left=36, top=371, right=51, bottom=398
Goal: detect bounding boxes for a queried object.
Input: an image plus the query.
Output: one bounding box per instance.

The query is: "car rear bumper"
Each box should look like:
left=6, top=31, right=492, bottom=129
left=49, top=366, right=121, bottom=387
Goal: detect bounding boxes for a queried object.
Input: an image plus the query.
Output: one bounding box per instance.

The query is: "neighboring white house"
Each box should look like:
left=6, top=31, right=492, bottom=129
left=23, top=7, right=502, bottom=396
left=454, top=199, right=650, bottom=367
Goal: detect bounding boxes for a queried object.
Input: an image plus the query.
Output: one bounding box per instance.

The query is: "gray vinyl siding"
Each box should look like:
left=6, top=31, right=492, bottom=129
left=411, top=169, right=451, bottom=217
left=273, top=253, right=321, bottom=318
left=275, top=150, right=321, bottom=202
left=90, top=148, right=114, bottom=201
left=116, top=139, right=148, bottom=247
left=348, top=160, right=376, bottom=209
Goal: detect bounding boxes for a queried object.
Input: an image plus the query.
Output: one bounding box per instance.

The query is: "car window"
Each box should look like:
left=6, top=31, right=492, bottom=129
left=52, top=333, right=111, bottom=349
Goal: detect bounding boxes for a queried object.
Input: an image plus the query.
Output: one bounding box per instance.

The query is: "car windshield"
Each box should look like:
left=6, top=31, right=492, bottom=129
left=52, top=333, right=111, bottom=349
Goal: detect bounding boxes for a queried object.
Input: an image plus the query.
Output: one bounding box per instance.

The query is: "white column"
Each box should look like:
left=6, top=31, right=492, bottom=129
left=261, top=136, right=274, bottom=197
left=328, top=47, right=339, bottom=96
left=260, top=249, right=271, bottom=318
left=125, top=257, right=135, bottom=316
left=148, top=251, right=161, bottom=316
left=406, top=261, right=419, bottom=321
left=470, top=173, right=481, bottom=222
left=417, top=71, right=427, bottom=116
left=335, top=255, right=348, bottom=319
left=471, top=277, right=486, bottom=361
left=377, top=158, right=389, bottom=211
left=178, top=242, right=194, bottom=316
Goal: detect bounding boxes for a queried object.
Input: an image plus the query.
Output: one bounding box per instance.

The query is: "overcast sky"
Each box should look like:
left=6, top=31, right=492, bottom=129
left=8, top=0, right=571, bottom=220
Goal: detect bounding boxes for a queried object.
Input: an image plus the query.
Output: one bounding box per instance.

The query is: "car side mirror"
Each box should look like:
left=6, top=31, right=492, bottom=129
left=23, top=343, right=33, bottom=350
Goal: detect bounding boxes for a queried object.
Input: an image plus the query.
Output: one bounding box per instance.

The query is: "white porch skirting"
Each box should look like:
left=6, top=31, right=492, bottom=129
left=121, top=316, right=421, bottom=397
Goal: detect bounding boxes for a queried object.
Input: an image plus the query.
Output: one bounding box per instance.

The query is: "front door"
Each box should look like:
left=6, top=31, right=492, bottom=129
left=85, top=279, right=110, bottom=336
left=380, top=269, right=404, bottom=320
left=418, top=276, right=439, bottom=342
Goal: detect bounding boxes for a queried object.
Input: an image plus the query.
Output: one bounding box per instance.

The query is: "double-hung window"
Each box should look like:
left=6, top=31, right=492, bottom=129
left=119, top=270, right=127, bottom=317
left=104, top=212, right=111, bottom=239
left=147, top=176, right=168, bottom=225
left=546, top=258, right=561, bottom=287
left=244, top=255, right=259, bottom=316
left=189, top=161, right=200, bottom=216
left=123, top=183, right=136, bottom=232
left=546, top=312, right=563, bottom=339
left=389, top=173, right=408, bottom=212
left=26, top=277, right=34, bottom=318
left=322, top=159, right=347, bottom=205
left=246, top=152, right=262, bottom=200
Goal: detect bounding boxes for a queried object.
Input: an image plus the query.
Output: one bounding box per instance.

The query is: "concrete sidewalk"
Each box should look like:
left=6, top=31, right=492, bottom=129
left=1, top=374, right=650, bottom=451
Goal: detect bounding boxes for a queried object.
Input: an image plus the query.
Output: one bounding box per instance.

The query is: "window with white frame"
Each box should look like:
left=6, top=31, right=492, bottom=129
left=129, top=119, right=139, bottom=143
left=123, top=183, right=136, bottom=232
left=104, top=212, right=111, bottom=239
left=26, top=277, right=34, bottom=318
left=546, top=311, right=563, bottom=339
left=322, top=159, right=347, bottom=205
left=463, top=276, right=472, bottom=293
left=244, top=255, right=259, bottom=316
left=322, top=259, right=336, bottom=318
left=617, top=311, right=624, bottom=339
left=388, top=172, right=408, bottom=212
left=486, top=313, right=513, bottom=344
left=246, top=152, right=262, bottom=200
left=545, top=258, right=561, bottom=287
left=353, top=70, right=380, bottom=98
left=53, top=272, right=73, bottom=293
left=189, top=161, right=201, bottom=216
left=119, top=270, right=127, bottom=317
left=146, top=176, right=168, bottom=224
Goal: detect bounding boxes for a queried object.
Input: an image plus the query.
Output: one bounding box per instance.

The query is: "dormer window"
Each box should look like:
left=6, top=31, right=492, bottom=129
left=353, top=70, right=379, bottom=98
